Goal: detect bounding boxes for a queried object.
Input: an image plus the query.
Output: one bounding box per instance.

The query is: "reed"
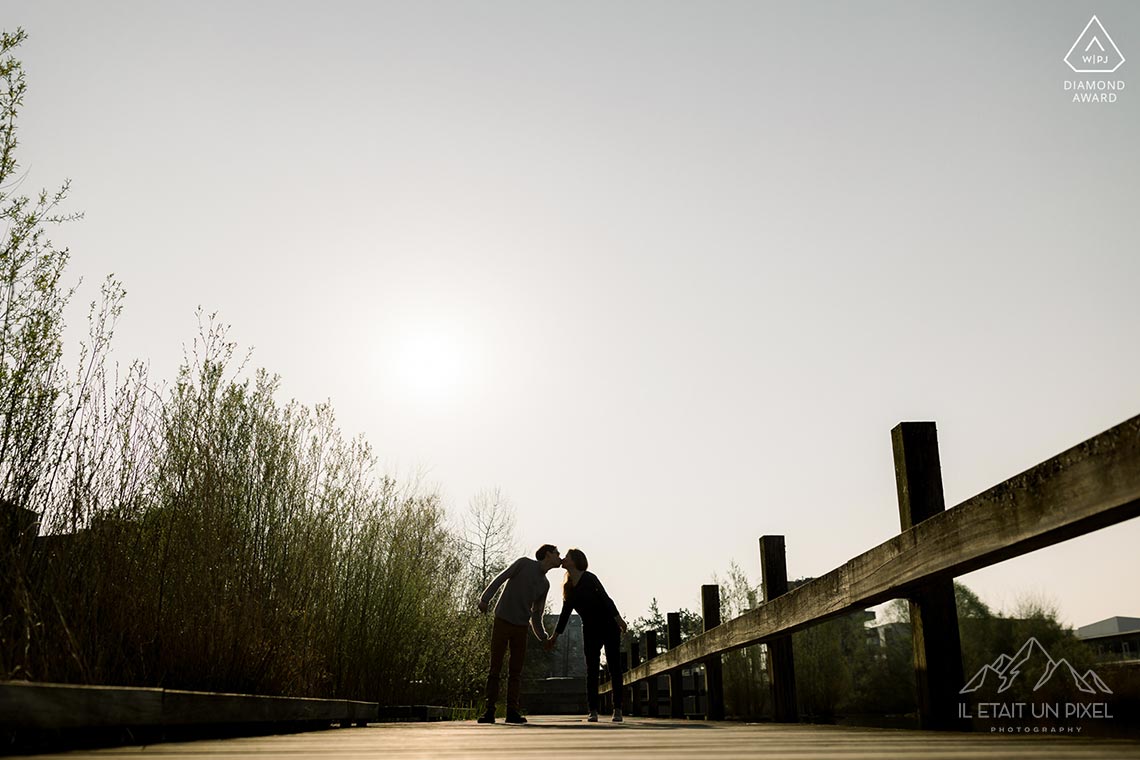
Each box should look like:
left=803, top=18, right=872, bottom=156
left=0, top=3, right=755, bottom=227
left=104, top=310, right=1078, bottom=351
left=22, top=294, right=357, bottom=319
left=0, top=29, right=488, bottom=706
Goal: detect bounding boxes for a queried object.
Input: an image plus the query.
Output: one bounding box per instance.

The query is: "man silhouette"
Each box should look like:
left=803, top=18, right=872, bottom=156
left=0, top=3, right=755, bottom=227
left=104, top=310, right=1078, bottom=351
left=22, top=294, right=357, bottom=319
left=476, top=544, right=562, bottom=724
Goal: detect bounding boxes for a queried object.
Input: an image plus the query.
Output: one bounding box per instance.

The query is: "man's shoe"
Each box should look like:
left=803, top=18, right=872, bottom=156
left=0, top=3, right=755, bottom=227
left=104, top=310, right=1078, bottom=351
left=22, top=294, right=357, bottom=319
left=505, top=710, right=528, bottom=724
left=612, top=708, right=623, bottom=722
left=476, top=711, right=495, bottom=724
left=587, top=710, right=598, bottom=722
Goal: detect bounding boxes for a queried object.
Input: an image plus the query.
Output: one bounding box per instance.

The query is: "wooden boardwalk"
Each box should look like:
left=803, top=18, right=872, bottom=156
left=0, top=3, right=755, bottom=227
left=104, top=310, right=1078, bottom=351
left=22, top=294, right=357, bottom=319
left=28, top=717, right=1140, bottom=759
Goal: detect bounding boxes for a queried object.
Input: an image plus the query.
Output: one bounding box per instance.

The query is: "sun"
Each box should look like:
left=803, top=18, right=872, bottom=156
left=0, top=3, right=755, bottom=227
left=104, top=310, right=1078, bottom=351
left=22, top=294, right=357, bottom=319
left=391, top=329, right=470, bottom=406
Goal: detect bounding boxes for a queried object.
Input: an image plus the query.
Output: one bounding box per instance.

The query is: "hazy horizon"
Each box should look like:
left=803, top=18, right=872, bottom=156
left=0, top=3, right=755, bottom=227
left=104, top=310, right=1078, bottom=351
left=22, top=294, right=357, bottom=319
left=4, top=0, right=1139, bottom=631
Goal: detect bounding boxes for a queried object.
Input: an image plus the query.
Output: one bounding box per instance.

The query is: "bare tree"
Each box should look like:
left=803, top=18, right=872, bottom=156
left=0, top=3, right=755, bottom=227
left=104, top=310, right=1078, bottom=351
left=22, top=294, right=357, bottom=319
left=462, top=487, right=516, bottom=592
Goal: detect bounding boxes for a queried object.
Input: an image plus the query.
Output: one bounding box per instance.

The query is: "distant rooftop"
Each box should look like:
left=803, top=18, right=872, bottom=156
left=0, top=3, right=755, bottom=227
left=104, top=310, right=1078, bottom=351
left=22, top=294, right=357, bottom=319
left=1077, top=616, right=1140, bottom=640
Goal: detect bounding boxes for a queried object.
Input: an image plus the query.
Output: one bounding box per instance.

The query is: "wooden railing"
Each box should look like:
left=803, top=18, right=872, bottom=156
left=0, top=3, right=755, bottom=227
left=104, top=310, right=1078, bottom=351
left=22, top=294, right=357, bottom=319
left=601, top=415, right=1140, bottom=729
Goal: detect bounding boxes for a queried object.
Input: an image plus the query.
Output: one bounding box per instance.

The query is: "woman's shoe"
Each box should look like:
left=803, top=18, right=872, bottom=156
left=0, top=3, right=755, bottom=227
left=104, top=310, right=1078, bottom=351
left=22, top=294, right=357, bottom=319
left=612, top=708, right=623, bottom=722
left=587, top=710, right=598, bottom=722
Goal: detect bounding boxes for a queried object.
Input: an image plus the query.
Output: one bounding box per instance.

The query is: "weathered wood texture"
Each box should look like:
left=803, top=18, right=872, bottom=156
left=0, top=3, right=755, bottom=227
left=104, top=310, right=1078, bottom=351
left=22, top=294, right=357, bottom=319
left=892, top=422, right=966, bottom=731
left=630, top=639, right=642, bottom=716
left=643, top=631, right=660, bottom=718
left=22, top=716, right=1140, bottom=760
left=759, top=534, right=798, bottom=723
left=606, top=414, right=1140, bottom=690
left=701, top=584, right=725, bottom=720
left=667, top=611, right=684, bottom=719
left=0, top=681, right=378, bottom=730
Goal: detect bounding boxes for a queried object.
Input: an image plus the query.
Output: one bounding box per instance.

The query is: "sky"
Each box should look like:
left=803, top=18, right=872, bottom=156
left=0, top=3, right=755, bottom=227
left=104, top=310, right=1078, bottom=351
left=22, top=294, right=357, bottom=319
left=4, top=1, right=1139, bottom=631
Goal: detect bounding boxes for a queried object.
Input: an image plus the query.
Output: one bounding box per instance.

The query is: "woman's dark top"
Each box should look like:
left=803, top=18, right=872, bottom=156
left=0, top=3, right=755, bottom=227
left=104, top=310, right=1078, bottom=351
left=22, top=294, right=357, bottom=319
left=556, top=570, right=620, bottom=634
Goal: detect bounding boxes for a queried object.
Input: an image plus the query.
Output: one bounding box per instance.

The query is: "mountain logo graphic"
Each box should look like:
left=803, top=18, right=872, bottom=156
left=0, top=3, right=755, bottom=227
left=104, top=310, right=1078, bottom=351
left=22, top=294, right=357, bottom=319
left=1064, top=16, right=1125, bottom=73
left=960, top=637, right=1113, bottom=695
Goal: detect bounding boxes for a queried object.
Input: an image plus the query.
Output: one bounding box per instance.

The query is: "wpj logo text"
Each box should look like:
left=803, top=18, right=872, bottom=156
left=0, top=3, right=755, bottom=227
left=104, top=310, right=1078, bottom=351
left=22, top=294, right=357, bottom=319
left=1063, top=16, right=1126, bottom=103
left=958, top=637, right=1114, bottom=734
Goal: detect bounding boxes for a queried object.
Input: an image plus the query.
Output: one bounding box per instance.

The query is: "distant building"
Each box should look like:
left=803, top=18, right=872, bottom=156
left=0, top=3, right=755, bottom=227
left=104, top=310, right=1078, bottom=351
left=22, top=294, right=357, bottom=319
left=866, top=620, right=910, bottom=653
left=520, top=613, right=587, bottom=714
left=1077, top=617, right=1140, bottom=663
left=522, top=613, right=585, bottom=679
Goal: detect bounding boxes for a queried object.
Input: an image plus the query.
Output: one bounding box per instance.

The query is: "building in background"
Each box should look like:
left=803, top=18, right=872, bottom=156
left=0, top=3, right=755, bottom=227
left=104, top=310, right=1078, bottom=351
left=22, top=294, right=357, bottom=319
left=1078, top=617, right=1140, bottom=663
left=520, top=613, right=587, bottom=714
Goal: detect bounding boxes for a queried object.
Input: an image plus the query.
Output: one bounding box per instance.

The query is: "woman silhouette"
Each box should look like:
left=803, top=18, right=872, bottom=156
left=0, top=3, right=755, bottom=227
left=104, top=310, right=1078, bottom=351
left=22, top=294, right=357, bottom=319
left=545, top=548, right=628, bottom=722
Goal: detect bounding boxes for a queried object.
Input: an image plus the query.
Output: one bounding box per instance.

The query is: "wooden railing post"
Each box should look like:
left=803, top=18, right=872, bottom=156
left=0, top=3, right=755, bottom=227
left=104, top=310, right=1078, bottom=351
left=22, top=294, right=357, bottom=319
left=892, top=421, right=966, bottom=730
left=601, top=662, right=610, bottom=712
left=621, top=650, right=631, bottom=714
left=629, top=637, right=642, bottom=716
left=667, top=612, right=685, bottom=718
left=759, top=535, right=798, bottom=722
left=643, top=630, right=659, bottom=717
left=701, top=584, right=725, bottom=720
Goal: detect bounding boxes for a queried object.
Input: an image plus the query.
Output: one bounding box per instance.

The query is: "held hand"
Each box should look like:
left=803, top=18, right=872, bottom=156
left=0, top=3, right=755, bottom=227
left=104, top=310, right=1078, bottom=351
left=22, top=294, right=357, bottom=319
left=616, top=616, right=628, bottom=634
left=544, top=634, right=558, bottom=652
left=478, top=600, right=489, bottom=614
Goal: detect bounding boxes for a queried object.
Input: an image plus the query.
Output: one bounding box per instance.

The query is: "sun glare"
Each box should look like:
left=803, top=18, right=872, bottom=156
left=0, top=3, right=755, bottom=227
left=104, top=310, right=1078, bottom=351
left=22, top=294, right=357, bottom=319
left=391, top=329, right=469, bottom=406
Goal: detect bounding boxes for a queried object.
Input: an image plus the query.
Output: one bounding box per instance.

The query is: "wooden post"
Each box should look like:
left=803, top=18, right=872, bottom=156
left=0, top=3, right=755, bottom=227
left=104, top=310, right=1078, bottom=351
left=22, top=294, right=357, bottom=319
left=629, top=638, right=642, bottom=716
left=892, top=421, right=966, bottom=731
left=601, top=663, right=610, bottom=712
left=621, top=650, right=632, bottom=715
left=701, top=584, right=725, bottom=720
left=759, top=535, right=798, bottom=722
left=644, top=630, right=660, bottom=717
left=667, top=612, right=685, bottom=718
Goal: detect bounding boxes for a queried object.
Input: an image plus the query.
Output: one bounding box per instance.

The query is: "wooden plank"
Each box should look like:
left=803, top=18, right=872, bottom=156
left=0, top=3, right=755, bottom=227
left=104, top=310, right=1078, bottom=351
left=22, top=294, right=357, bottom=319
left=161, top=690, right=347, bottom=724
left=20, top=716, right=1140, bottom=759
left=606, top=413, right=1140, bottom=689
left=0, top=681, right=162, bottom=729
left=0, top=680, right=377, bottom=730
left=759, top=535, right=798, bottom=723
left=892, top=422, right=966, bottom=731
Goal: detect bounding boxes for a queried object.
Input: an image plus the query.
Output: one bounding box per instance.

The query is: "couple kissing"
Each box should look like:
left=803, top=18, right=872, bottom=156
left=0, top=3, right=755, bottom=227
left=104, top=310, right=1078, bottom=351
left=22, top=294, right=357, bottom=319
left=477, top=544, right=627, bottom=724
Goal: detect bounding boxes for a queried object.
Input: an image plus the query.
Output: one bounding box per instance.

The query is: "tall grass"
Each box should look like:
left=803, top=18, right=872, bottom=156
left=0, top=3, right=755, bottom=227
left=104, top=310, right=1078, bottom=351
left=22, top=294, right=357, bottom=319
left=0, top=29, right=487, bottom=705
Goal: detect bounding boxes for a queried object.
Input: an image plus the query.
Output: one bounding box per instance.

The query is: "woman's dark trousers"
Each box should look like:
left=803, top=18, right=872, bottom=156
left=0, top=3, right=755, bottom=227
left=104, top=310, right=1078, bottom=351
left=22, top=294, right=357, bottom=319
left=584, top=623, right=623, bottom=711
